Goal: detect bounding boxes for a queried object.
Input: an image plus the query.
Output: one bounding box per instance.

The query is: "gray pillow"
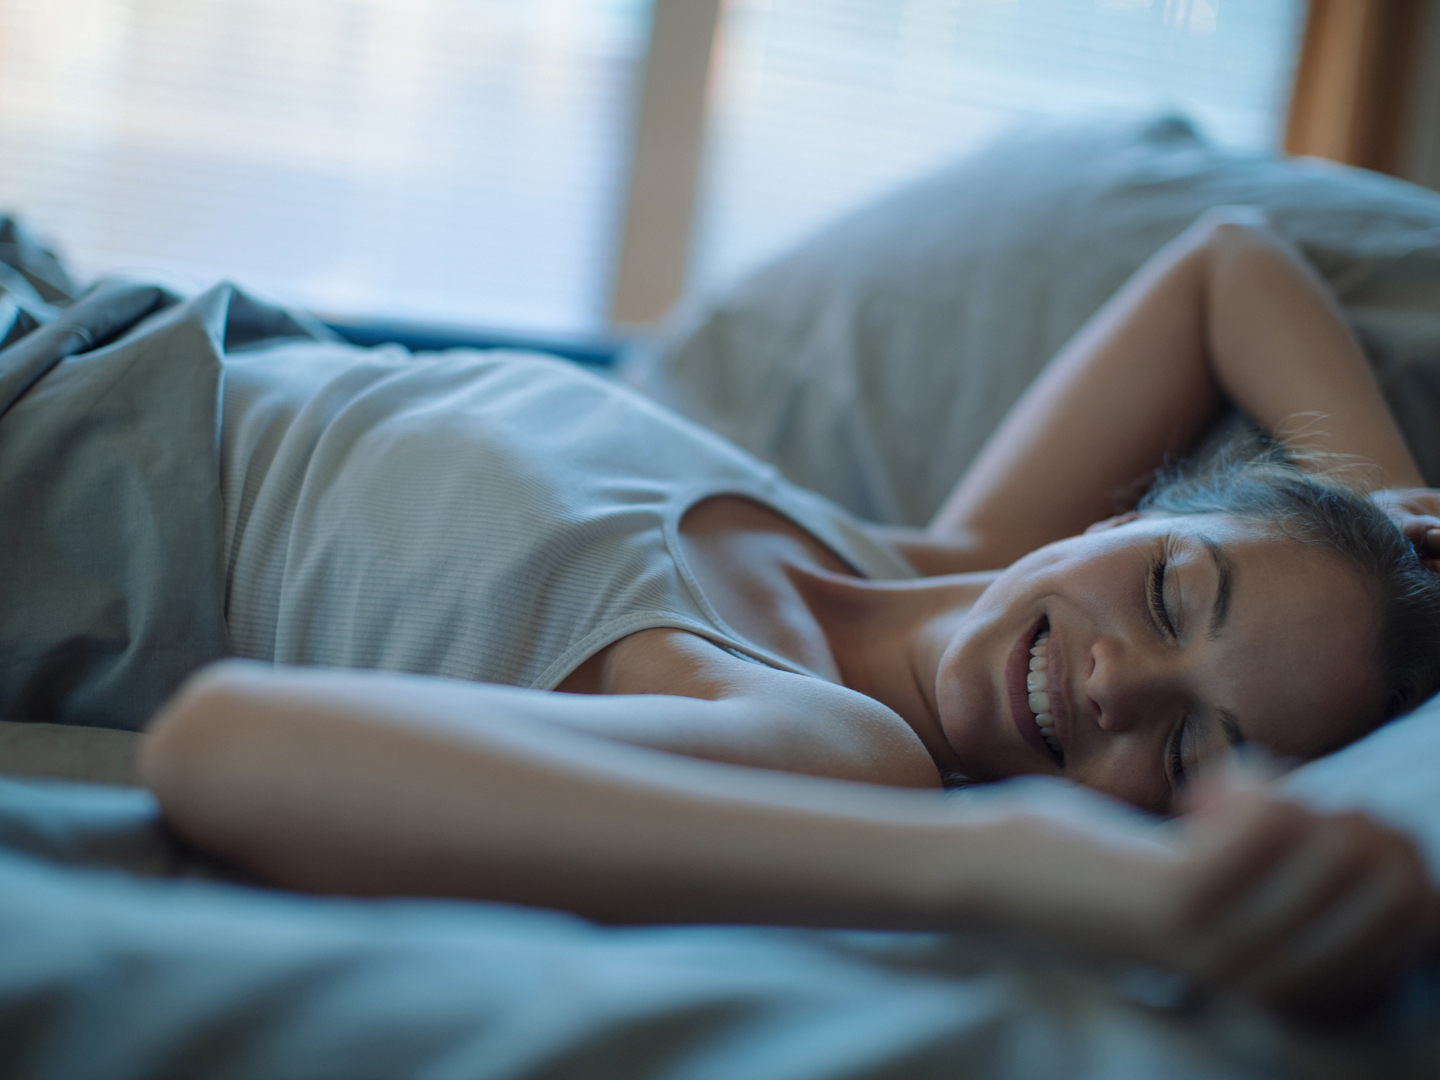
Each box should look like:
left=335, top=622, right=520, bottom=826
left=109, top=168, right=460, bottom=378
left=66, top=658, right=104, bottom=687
left=624, top=115, right=1440, bottom=525
left=0, top=721, right=140, bottom=786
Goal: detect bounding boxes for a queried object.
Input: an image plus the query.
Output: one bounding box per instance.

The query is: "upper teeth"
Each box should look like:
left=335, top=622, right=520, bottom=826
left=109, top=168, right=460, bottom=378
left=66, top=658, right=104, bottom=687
left=1029, top=629, right=1061, bottom=757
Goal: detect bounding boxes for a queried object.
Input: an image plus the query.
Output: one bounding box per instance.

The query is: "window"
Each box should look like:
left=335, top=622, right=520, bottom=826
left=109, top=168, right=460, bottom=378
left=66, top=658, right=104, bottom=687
left=0, top=0, right=1306, bottom=333
left=693, top=0, right=1307, bottom=289
left=0, top=0, right=648, bottom=334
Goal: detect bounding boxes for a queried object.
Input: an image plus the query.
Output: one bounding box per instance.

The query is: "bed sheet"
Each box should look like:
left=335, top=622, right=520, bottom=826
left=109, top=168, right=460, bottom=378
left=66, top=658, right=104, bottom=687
left=1, top=777, right=1437, bottom=1080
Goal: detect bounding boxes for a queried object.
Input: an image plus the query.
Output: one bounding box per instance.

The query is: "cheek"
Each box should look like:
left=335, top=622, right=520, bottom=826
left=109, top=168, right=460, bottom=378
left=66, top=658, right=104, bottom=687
left=1218, top=621, right=1377, bottom=757
left=933, top=619, right=1014, bottom=772
left=1070, top=751, right=1168, bottom=813
left=936, top=629, right=989, bottom=730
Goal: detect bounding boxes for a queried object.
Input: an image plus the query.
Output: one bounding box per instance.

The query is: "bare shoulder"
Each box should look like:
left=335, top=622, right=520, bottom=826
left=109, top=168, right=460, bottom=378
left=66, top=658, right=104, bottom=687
left=577, top=628, right=944, bottom=789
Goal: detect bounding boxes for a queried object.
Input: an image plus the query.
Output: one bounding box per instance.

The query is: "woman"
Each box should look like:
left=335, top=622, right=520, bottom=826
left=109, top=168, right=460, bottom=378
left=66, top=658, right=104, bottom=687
left=141, top=210, right=1440, bottom=1013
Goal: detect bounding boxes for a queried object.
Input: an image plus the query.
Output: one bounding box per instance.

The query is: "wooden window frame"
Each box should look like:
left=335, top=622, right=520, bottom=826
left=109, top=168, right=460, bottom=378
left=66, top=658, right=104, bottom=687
left=1284, top=0, right=1428, bottom=174
left=608, top=0, right=722, bottom=328
left=611, top=1, right=1438, bottom=332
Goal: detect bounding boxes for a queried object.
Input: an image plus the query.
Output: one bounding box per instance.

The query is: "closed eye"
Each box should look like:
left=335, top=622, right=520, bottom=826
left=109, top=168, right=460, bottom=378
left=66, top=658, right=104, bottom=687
left=1151, top=558, right=1188, bottom=792
left=1148, top=558, right=1176, bottom=637
left=1167, top=716, right=1189, bottom=790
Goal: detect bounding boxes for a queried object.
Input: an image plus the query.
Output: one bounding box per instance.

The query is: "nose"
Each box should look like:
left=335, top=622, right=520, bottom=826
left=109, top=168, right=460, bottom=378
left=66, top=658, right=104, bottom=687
left=1084, top=636, right=1183, bottom=733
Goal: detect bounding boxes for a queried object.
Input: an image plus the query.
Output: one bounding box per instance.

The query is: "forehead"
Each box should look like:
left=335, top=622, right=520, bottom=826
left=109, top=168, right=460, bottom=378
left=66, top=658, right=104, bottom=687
left=1157, top=514, right=1380, bottom=757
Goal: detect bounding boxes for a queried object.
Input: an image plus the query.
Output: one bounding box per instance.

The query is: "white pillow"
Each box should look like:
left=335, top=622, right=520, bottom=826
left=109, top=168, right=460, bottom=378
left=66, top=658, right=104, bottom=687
left=624, top=116, right=1440, bottom=525
left=1283, top=698, right=1440, bottom=883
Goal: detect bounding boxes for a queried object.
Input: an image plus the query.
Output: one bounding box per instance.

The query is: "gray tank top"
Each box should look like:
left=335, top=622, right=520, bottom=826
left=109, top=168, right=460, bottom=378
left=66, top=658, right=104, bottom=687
left=218, top=344, right=916, bottom=689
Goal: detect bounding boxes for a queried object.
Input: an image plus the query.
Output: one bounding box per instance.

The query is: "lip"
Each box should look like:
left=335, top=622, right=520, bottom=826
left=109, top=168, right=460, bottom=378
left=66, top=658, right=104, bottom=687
left=1006, top=616, right=1058, bottom=767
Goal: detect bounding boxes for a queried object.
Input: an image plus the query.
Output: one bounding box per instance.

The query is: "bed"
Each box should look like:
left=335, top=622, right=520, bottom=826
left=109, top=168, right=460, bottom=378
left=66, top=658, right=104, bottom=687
left=4, top=116, right=1440, bottom=1079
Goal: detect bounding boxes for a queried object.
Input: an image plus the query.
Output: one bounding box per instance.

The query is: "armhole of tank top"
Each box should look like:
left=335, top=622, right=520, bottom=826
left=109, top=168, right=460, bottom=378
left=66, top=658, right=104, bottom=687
left=618, top=478, right=913, bottom=692
left=661, top=478, right=914, bottom=619
left=530, top=611, right=812, bottom=691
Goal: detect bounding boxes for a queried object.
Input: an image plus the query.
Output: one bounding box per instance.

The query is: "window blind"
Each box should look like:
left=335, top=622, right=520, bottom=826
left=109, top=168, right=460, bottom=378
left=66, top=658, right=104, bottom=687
left=0, top=0, right=647, bottom=333
left=0, top=0, right=1308, bottom=332
left=694, top=0, right=1307, bottom=290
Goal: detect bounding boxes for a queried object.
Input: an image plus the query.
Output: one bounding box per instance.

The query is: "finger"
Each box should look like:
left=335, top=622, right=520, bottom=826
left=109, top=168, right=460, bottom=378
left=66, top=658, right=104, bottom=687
left=1188, top=823, right=1366, bottom=981
left=1223, top=826, right=1434, bottom=1009
left=1393, top=513, right=1440, bottom=542
left=1391, top=518, right=1440, bottom=566
left=1241, top=854, right=1428, bottom=1009
left=1405, top=517, right=1440, bottom=540
left=1175, top=793, right=1310, bottom=930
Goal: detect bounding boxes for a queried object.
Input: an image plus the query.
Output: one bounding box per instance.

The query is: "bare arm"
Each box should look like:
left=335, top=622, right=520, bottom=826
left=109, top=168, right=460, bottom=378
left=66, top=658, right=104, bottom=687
left=140, top=661, right=1436, bottom=1011
left=914, top=211, right=1422, bottom=572
left=139, top=662, right=1004, bottom=924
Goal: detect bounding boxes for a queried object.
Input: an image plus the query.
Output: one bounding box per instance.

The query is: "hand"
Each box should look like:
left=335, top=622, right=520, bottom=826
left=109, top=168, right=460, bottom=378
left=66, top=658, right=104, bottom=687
left=982, top=768, right=1438, bottom=1013
left=1159, top=768, right=1439, bottom=1013
left=1370, top=488, right=1440, bottom=568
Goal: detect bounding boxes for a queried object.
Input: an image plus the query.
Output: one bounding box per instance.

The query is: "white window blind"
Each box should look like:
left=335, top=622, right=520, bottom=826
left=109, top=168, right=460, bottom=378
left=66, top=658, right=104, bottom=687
left=0, top=0, right=1309, bottom=332
left=0, top=0, right=647, bottom=334
left=693, top=0, right=1308, bottom=290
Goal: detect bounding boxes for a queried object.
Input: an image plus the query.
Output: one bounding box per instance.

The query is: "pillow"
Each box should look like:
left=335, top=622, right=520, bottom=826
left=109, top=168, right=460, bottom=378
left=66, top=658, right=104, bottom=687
left=623, top=116, right=1440, bottom=525
left=1282, top=698, right=1440, bottom=883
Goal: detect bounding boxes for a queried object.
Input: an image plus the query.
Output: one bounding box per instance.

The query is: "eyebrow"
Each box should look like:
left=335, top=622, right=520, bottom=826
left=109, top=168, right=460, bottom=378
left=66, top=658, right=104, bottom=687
left=1197, top=533, right=1233, bottom=642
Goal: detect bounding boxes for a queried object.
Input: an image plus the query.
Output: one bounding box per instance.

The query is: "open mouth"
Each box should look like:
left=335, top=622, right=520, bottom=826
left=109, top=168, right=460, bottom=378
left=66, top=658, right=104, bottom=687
left=1025, top=623, right=1064, bottom=763
left=1008, top=618, right=1064, bottom=768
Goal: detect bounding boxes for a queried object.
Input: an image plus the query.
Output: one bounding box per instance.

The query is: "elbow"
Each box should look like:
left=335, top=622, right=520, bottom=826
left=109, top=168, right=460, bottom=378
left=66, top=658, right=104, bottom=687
left=1193, top=209, right=1284, bottom=274
left=1193, top=205, right=1272, bottom=243
left=139, top=660, right=275, bottom=846
left=141, top=660, right=261, bottom=787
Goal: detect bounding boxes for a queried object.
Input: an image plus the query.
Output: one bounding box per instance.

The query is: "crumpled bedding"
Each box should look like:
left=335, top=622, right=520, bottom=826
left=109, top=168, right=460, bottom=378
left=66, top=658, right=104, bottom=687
left=3, top=775, right=1437, bottom=1080
left=0, top=226, right=331, bottom=730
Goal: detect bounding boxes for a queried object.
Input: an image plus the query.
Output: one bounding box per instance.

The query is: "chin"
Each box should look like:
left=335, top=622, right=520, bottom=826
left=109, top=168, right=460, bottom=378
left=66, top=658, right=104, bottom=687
left=934, top=645, right=1005, bottom=781
left=937, top=591, right=1049, bottom=784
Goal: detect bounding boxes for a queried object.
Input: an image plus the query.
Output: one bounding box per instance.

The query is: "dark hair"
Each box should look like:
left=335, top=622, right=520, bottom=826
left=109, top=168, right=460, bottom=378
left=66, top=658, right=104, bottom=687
left=1139, top=456, right=1440, bottom=736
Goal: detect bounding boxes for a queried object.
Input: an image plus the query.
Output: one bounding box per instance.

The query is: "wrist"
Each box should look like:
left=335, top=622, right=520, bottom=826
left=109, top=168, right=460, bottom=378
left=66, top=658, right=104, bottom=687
left=847, top=809, right=1073, bottom=932
left=905, top=811, right=1182, bottom=962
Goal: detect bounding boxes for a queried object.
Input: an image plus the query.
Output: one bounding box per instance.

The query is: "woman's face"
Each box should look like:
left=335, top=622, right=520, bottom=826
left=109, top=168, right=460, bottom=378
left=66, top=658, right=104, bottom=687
left=935, top=512, right=1380, bottom=812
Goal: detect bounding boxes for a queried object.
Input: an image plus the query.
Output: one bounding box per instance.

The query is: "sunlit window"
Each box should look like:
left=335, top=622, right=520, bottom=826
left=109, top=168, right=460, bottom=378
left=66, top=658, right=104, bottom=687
left=0, top=0, right=1307, bottom=332
left=692, top=0, right=1307, bottom=290
left=0, top=0, right=647, bottom=333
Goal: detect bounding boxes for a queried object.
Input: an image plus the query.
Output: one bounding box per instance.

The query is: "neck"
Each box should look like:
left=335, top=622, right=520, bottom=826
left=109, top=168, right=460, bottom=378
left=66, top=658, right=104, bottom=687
left=789, top=565, right=996, bottom=743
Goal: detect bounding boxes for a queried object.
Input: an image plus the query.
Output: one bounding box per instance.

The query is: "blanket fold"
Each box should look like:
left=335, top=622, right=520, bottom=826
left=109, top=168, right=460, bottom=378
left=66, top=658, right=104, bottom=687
left=0, top=219, right=326, bottom=729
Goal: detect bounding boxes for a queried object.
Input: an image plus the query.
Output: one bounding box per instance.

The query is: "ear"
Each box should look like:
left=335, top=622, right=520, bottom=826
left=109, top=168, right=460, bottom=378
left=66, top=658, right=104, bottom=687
left=1083, top=510, right=1144, bottom=535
